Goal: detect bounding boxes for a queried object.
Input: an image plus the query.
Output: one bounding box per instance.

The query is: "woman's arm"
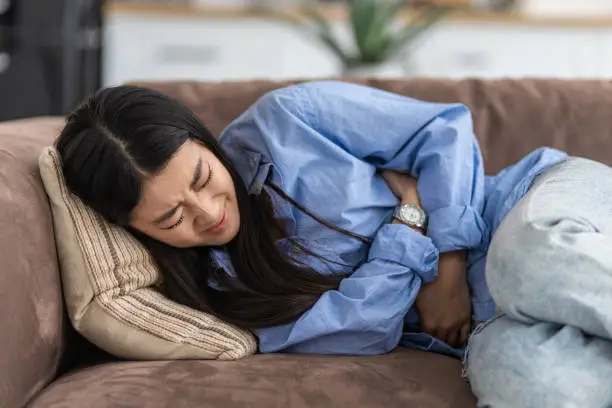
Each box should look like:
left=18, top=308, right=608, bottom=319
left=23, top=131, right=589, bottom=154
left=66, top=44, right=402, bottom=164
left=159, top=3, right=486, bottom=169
left=220, top=80, right=486, bottom=353
left=382, top=170, right=470, bottom=346
left=256, top=224, right=438, bottom=355
left=223, top=80, right=489, bottom=254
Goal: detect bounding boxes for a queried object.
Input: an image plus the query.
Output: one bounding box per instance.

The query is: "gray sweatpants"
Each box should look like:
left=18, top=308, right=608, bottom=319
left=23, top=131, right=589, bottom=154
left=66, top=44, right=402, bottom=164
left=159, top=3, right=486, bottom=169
left=466, top=157, right=612, bottom=408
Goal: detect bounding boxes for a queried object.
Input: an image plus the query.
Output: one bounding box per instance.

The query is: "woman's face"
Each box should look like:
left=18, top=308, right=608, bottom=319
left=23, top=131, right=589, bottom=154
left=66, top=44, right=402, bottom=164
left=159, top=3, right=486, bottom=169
left=129, top=140, right=240, bottom=248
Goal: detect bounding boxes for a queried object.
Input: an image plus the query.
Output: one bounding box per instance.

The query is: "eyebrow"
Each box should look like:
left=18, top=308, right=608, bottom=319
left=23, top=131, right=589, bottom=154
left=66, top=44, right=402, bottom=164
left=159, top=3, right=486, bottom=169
left=153, top=158, right=203, bottom=225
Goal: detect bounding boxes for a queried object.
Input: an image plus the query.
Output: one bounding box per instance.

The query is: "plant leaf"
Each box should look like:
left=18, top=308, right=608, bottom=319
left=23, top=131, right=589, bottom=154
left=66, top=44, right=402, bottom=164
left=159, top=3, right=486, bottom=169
left=298, top=4, right=351, bottom=63
left=252, top=3, right=350, bottom=64
left=253, top=1, right=451, bottom=66
left=349, top=0, right=378, bottom=61
left=384, top=6, right=450, bottom=60
left=360, top=0, right=405, bottom=62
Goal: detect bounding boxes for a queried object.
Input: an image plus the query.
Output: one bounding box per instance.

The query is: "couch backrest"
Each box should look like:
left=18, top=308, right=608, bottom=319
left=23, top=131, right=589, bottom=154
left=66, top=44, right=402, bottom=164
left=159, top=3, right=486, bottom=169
left=141, top=78, right=612, bottom=173
left=3, top=78, right=612, bottom=407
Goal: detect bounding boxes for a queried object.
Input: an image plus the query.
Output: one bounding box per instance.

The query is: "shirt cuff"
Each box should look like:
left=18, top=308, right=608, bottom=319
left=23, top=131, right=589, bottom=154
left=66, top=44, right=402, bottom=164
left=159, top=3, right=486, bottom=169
left=368, top=224, right=439, bottom=283
left=427, top=205, right=490, bottom=253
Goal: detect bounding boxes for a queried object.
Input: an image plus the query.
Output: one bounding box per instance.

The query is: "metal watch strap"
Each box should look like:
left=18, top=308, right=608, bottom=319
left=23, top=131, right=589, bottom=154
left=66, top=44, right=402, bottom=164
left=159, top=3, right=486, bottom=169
left=393, top=204, right=427, bottom=229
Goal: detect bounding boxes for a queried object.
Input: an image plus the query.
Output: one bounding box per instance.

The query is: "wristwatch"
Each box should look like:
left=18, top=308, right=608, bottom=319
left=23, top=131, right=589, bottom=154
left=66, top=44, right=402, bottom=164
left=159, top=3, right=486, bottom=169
left=393, top=204, right=428, bottom=229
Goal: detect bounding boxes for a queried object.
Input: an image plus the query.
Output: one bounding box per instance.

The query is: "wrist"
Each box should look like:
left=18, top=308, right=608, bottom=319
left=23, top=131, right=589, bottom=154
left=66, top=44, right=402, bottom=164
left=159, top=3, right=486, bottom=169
left=392, top=217, right=425, bottom=234
left=400, top=192, right=422, bottom=207
left=438, top=251, right=467, bottom=279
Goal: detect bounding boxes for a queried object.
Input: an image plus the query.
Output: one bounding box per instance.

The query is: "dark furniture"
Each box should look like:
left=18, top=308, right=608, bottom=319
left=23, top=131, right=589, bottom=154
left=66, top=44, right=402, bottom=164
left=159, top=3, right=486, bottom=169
left=0, top=0, right=103, bottom=121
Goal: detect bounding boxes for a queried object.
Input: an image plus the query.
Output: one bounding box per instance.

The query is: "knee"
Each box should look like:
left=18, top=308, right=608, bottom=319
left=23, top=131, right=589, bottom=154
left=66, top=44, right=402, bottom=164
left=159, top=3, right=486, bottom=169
left=467, top=317, right=525, bottom=406
left=485, top=213, right=593, bottom=314
left=485, top=218, right=551, bottom=312
left=468, top=318, right=580, bottom=408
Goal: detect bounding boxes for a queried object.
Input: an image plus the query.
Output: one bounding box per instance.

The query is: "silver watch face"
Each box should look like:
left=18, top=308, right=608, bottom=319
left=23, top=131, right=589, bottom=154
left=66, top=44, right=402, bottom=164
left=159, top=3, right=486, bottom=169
left=398, top=205, right=426, bottom=227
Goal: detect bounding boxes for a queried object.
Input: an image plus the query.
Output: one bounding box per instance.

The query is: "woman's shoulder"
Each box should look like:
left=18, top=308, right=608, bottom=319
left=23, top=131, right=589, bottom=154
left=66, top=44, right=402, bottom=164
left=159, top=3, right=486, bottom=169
left=240, top=80, right=359, bottom=118
left=241, top=80, right=398, bottom=117
left=218, top=81, right=339, bottom=147
left=259, top=80, right=367, bottom=99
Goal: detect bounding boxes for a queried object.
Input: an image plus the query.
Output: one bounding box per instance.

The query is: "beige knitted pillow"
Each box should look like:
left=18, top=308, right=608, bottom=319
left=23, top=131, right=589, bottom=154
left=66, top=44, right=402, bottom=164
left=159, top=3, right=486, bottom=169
left=39, top=147, right=257, bottom=360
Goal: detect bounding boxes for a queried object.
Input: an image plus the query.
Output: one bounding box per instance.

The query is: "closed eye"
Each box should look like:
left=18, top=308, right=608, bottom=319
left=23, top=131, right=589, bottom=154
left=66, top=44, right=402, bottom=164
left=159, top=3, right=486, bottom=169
left=198, top=163, right=213, bottom=190
left=156, top=161, right=212, bottom=232
left=162, top=213, right=184, bottom=230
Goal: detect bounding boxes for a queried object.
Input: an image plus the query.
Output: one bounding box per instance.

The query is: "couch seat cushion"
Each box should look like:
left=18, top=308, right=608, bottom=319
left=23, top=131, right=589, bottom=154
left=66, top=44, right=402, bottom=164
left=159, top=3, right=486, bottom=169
left=28, top=349, right=476, bottom=408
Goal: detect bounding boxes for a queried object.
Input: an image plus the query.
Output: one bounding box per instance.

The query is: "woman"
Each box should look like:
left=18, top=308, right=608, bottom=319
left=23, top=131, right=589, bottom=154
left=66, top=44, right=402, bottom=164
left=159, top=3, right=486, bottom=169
left=56, top=80, right=612, bottom=406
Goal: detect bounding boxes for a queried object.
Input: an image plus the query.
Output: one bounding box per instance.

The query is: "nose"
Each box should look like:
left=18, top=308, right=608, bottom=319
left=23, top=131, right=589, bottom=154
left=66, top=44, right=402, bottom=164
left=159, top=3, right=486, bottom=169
left=189, top=193, right=217, bottom=229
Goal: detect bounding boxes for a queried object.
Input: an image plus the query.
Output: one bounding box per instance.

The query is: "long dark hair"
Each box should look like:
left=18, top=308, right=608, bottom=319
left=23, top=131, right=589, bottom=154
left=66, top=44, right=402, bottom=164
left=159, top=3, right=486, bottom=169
left=56, top=85, right=360, bottom=330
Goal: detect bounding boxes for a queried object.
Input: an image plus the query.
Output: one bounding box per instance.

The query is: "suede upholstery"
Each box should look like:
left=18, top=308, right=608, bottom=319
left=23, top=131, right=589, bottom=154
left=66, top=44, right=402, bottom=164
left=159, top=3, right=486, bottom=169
left=5, top=78, right=612, bottom=407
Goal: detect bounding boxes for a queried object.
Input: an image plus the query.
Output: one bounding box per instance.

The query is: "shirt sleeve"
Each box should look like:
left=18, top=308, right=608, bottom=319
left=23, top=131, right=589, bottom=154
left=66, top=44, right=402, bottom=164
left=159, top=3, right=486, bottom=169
left=256, top=224, right=438, bottom=355
left=219, top=80, right=486, bottom=355
left=239, top=80, right=488, bottom=253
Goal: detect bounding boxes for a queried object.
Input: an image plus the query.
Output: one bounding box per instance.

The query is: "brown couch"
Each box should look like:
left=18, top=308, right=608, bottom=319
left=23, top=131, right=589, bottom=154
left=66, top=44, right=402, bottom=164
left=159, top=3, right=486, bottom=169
left=4, top=78, right=612, bottom=408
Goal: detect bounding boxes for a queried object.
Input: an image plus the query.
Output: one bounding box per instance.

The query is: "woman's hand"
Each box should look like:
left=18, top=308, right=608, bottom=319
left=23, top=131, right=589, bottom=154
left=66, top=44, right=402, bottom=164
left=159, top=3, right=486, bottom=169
left=382, top=170, right=471, bottom=346
left=415, top=251, right=471, bottom=347
left=381, top=170, right=421, bottom=206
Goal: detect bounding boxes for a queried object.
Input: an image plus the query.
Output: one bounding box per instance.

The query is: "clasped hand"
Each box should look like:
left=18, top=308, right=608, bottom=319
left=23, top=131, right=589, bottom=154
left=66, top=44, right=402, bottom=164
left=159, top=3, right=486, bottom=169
left=381, top=170, right=471, bottom=347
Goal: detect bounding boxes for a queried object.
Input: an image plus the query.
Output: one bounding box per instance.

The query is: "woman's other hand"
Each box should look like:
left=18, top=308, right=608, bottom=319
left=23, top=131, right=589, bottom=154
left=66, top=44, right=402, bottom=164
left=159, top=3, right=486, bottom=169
left=382, top=170, right=471, bottom=347
left=415, top=250, right=471, bottom=348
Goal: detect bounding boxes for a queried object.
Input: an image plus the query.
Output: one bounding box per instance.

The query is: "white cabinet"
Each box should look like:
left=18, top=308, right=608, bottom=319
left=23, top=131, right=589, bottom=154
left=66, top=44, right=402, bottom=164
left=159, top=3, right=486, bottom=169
left=277, top=27, right=343, bottom=81
left=103, top=15, right=286, bottom=85
left=410, top=23, right=602, bottom=78
left=592, top=32, right=612, bottom=77
left=103, top=14, right=341, bottom=86
left=102, top=12, right=612, bottom=86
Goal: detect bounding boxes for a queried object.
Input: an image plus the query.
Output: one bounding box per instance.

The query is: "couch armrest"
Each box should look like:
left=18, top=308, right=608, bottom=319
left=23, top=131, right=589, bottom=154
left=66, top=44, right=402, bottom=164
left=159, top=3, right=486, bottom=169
left=0, top=118, right=66, bottom=408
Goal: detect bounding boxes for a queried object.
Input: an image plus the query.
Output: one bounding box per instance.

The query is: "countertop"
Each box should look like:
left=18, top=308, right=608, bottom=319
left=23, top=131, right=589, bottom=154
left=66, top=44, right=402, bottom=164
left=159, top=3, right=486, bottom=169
left=104, top=1, right=612, bottom=28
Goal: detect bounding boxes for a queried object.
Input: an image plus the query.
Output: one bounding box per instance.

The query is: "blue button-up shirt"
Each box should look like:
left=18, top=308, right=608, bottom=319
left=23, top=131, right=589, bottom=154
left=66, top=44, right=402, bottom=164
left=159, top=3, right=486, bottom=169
left=215, top=80, right=567, bottom=357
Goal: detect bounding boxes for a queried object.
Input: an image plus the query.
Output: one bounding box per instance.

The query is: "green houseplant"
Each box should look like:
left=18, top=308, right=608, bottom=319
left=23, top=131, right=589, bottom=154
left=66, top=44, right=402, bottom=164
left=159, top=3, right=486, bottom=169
left=259, top=0, right=457, bottom=76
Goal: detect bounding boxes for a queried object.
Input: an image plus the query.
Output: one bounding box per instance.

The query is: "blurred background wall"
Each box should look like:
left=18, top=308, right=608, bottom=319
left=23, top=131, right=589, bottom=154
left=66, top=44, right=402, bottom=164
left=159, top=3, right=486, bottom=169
left=3, top=0, right=612, bottom=121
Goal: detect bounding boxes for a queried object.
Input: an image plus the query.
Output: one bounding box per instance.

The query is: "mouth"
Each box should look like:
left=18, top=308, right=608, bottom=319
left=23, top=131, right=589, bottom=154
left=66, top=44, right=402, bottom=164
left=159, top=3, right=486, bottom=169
left=209, top=206, right=228, bottom=233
